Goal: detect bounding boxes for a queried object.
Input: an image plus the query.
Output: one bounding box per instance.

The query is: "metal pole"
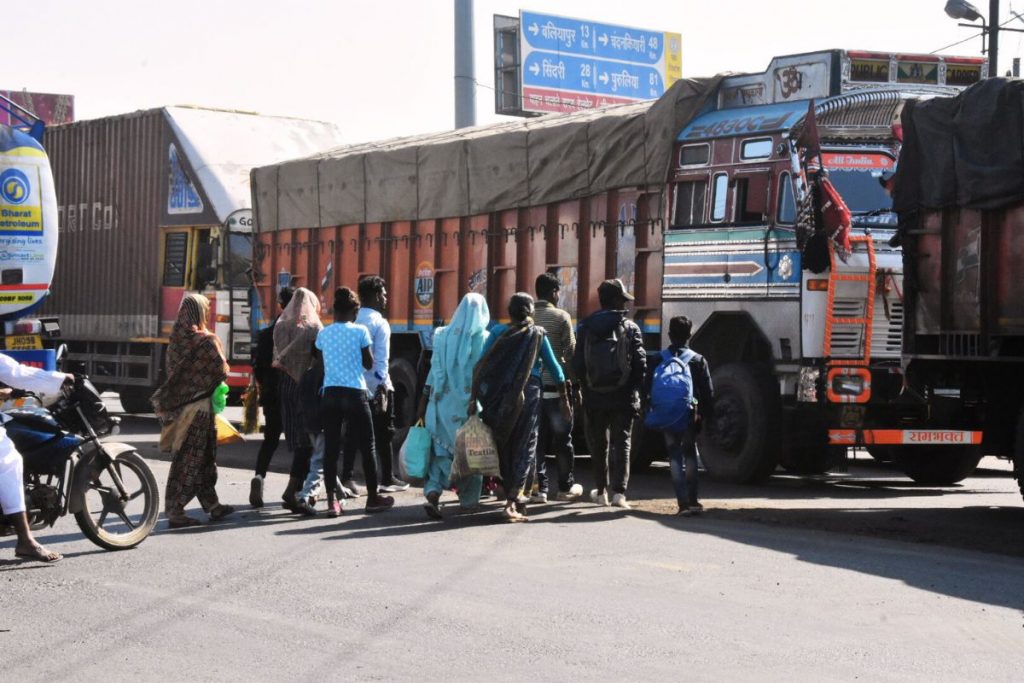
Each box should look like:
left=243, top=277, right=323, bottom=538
left=454, top=0, right=476, bottom=129
left=990, top=0, right=1000, bottom=76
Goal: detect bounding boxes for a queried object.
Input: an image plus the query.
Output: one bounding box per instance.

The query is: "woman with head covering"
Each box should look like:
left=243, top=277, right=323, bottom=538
left=151, top=293, right=235, bottom=527
left=417, top=293, right=491, bottom=520
left=272, top=286, right=323, bottom=510
left=471, top=292, right=570, bottom=522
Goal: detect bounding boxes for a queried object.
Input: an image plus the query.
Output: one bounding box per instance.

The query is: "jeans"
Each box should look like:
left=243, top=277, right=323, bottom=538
left=584, top=407, right=635, bottom=495
left=499, top=375, right=542, bottom=503
left=321, top=387, right=378, bottom=499
left=536, top=396, right=576, bottom=494
left=298, top=433, right=326, bottom=500
left=342, top=389, right=395, bottom=483
left=664, top=430, right=699, bottom=507
left=254, top=394, right=282, bottom=478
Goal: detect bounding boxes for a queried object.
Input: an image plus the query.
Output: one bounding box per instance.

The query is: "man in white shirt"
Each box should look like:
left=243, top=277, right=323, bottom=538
left=348, top=276, right=409, bottom=493
left=0, top=353, right=73, bottom=562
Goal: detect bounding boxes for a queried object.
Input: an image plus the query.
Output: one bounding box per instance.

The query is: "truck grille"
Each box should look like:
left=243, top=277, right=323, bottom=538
left=829, top=296, right=903, bottom=359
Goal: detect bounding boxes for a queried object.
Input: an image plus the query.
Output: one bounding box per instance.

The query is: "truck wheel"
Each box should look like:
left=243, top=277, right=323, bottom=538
left=779, top=409, right=843, bottom=475
left=698, top=363, right=781, bottom=483
left=866, top=446, right=897, bottom=464
left=894, top=446, right=982, bottom=485
left=1013, top=409, right=1024, bottom=504
left=630, top=421, right=665, bottom=473
left=389, top=358, right=420, bottom=478
left=118, top=386, right=154, bottom=414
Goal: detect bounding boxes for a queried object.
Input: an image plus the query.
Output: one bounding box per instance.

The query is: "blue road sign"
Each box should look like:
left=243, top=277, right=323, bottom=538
left=522, top=51, right=664, bottom=99
left=521, top=10, right=665, bottom=65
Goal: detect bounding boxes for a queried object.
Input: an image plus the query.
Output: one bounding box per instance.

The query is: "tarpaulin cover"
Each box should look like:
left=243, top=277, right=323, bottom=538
left=895, top=78, right=1024, bottom=212
left=252, top=76, right=723, bottom=231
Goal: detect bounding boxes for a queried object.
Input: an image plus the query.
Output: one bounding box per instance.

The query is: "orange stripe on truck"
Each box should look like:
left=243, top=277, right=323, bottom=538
left=828, top=429, right=983, bottom=446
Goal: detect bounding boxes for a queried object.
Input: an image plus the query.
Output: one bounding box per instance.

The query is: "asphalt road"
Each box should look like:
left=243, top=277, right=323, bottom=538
left=2, top=401, right=1023, bottom=681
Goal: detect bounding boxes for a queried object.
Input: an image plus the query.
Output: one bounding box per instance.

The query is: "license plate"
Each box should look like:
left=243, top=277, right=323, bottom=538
left=6, top=334, right=42, bottom=350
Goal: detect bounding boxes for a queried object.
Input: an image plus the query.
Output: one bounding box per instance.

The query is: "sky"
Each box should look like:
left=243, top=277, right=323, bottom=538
left=7, top=0, right=1022, bottom=144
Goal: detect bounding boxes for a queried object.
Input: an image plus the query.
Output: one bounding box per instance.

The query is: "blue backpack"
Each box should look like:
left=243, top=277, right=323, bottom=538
left=644, top=349, right=696, bottom=433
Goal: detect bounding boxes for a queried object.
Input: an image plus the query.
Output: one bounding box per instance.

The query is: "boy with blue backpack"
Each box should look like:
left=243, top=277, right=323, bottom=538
left=645, top=316, right=714, bottom=516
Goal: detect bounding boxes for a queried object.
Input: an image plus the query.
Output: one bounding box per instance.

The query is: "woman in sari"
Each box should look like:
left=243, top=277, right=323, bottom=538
left=472, top=292, right=570, bottom=522
left=272, top=287, right=323, bottom=510
left=417, top=293, right=490, bottom=520
left=152, top=294, right=235, bottom=527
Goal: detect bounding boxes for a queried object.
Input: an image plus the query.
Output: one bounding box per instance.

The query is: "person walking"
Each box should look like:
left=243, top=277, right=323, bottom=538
left=249, top=286, right=294, bottom=508
left=648, top=316, right=713, bottom=516
left=472, top=293, right=570, bottom=522
left=316, top=287, right=395, bottom=516
left=573, top=279, right=646, bottom=510
left=151, top=294, right=236, bottom=527
left=0, top=354, right=73, bottom=562
left=417, top=293, right=490, bottom=520
left=531, top=272, right=583, bottom=503
left=272, top=287, right=322, bottom=510
left=353, top=275, right=408, bottom=494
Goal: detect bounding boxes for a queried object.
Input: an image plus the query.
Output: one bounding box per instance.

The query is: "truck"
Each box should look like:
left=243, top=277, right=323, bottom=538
left=250, top=50, right=984, bottom=481
left=39, top=107, right=345, bottom=412
left=872, top=77, right=1024, bottom=502
left=0, top=93, right=61, bottom=368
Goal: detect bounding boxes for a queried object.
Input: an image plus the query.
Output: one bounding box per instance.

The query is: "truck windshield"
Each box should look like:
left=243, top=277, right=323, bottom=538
left=822, top=152, right=897, bottom=227
left=226, top=232, right=252, bottom=288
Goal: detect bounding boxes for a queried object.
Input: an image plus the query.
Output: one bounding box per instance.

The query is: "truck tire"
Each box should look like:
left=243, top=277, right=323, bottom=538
left=630, top=421, right=666, bottom=473
left=866, top=446, right=897, bottom=464
left=1013, top=408, right=1024, bottom=504
left=779, top=409, right=843, bottom=475
left=894, top=446, right=982, bottom=485
left=118, top=386, right=155, bottom=414
left=698, top=363, right=781, bottom=483
left=389, top=358, right=420, bottom=478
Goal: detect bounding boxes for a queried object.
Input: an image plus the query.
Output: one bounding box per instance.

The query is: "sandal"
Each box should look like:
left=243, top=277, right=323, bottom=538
left=503, top=504, right=528, bottom=523
left=15, top=544, right=63, bottom=563
left=209, top=504, right=236, bottom=522
left=167, top=515, right=202, bottom=529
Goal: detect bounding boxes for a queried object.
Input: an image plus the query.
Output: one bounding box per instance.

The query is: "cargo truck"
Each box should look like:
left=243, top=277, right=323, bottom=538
left=40, top=107, right=344, bottom=412
left=251, top=50, right=984, bottom=481
left=858, top=77, right=1024, bottom=501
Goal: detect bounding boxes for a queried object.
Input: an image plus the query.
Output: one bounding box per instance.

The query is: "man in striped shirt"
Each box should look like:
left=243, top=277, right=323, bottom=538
left=531, top=272, right=584, bottom=502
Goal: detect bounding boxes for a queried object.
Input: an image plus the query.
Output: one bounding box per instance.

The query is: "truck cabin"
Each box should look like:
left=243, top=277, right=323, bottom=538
left=668, top=50, right=986, bottom=237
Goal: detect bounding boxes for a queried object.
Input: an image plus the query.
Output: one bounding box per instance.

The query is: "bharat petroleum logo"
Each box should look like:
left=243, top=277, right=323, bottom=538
left=0, top=168, right=30, bottom=205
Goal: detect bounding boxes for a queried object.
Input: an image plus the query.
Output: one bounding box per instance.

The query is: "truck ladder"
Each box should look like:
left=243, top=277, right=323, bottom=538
left=824, top=235, right=877, bottom=366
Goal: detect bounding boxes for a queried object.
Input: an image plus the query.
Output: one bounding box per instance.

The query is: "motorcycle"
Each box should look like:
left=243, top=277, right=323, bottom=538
left=0, top=376, right=160, bottom=550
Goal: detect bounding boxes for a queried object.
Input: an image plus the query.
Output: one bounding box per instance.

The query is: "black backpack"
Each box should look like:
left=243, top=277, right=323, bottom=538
left=583, top=319, right=632, bottom=393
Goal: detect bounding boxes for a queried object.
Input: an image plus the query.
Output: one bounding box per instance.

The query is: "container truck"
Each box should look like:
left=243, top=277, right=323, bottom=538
left=251, top=50, right=984, bottom=481
left=873, top=77, right=1024, bottom=501
left=40, top=107, right=344, bottom=412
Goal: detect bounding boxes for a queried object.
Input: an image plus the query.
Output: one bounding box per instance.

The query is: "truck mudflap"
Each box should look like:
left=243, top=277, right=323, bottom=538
left=828, top=429, right=983, bottom=446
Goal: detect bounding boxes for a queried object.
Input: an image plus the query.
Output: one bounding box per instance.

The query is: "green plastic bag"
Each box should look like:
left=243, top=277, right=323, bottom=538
left=212, top=382, right=229, bottom=414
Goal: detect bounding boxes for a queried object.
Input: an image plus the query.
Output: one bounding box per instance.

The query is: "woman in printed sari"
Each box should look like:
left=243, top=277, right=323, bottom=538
left=272, top=287, right=323, bottom=510
left=417, top=293, right=490, bottom=520
left=472, top=292, right=570, bottom=522
left=152, top=294, right=235, bottom=527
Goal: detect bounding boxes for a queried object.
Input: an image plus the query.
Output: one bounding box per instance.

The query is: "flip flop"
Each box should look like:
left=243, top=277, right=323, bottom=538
left=15, top=545, right=63, bottom=563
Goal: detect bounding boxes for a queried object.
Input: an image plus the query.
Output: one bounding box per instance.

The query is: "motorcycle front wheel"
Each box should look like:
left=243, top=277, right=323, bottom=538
left=74, top=450, right=160, bottom=550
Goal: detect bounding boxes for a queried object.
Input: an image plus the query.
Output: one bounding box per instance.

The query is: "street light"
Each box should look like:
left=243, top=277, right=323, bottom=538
left=944, top=0, right=983, bottom=21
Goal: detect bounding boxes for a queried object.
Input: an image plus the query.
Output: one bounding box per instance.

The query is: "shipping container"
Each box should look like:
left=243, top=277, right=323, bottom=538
left=42, top=107, right=345, bottom=411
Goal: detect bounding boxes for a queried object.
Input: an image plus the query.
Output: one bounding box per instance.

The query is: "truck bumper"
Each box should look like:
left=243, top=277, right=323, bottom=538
left=828, top=429, right=984, bottom=446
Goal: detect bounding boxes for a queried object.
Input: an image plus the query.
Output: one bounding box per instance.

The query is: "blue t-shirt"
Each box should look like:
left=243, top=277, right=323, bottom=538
left=316, top=322, right=372, bottom=390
